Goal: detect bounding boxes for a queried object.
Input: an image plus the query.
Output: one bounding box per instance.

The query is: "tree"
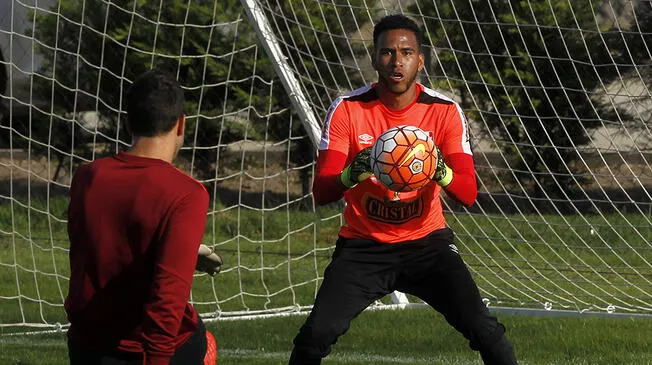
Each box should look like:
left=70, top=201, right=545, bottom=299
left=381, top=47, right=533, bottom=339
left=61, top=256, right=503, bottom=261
left=259, top=0, right=369, bottom=205
left=617, top=2, right=652, bottom=150
left=0, top=47, right=6, bottom=96
left=413, top=0, right=632, bottom=204
left=0, top=47, right=7, bottom=127
left=30, top=0, right=281, bottom=186
left=30, top=0, right=369, bottom=204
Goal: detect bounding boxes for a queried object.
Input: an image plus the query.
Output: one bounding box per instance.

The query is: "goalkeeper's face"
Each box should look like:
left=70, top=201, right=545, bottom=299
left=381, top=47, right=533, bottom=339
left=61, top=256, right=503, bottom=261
left=373, top=28, right=424, bottom=96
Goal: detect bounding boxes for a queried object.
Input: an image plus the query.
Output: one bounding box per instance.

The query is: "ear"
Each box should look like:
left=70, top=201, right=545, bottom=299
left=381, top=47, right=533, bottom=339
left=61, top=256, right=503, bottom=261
left=175, top=114, right=185, bottom=136
left=418, top=52, right=425, bottom=72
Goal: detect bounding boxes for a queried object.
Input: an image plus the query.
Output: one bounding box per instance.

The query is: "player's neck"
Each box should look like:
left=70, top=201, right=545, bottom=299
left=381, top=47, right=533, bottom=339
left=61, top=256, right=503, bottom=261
left=376, top=82, right=419, bottom=110
left=126, top=136, right=177, bottom=163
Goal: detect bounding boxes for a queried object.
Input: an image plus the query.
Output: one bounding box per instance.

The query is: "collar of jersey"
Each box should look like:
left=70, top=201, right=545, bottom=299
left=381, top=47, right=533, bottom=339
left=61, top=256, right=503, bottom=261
left=373, top=83, right=423, bottom=116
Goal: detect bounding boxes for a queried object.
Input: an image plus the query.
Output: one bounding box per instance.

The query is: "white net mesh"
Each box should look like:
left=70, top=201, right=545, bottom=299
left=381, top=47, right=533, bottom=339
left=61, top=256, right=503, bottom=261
left=0, top=0, right=650, bottom=333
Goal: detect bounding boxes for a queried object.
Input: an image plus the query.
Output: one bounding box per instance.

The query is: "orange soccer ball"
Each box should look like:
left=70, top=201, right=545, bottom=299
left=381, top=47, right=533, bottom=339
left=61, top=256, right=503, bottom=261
left=370, top=125, right=437, bottom=192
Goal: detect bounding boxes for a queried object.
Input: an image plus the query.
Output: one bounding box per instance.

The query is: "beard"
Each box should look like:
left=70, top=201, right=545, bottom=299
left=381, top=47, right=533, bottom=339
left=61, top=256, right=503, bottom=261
left=380, top=71, right=419, bottom=95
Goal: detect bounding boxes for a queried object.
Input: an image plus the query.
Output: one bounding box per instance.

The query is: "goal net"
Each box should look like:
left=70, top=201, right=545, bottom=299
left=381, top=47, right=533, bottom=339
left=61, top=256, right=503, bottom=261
left=1, top=0, right=650, bottom=333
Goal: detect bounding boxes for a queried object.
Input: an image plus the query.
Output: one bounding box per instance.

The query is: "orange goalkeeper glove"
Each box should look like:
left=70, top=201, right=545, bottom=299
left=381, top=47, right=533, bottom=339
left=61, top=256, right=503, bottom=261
left=340, top=147, right=373, bottom=188
left=432, top=145, right=453, bottom=187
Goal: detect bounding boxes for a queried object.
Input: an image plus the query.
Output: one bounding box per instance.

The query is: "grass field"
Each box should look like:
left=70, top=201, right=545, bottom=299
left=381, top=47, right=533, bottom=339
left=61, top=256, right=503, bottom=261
left=0, top=195, right=651, bottom=364
left=1, top=196, right=650, bottom=327
left=1, top=307, right=652, bottom=364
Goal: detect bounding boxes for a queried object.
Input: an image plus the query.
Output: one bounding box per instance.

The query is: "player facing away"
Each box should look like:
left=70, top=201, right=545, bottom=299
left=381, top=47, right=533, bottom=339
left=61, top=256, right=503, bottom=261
left=65, top=69, right=215, bottom=365
left=288, top=15, right=518, bottom=365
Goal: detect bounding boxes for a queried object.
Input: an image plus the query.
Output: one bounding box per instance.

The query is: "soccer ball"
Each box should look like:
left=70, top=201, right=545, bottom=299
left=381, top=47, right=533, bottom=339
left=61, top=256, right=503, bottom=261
left=370, top=125, right=437, bottom=192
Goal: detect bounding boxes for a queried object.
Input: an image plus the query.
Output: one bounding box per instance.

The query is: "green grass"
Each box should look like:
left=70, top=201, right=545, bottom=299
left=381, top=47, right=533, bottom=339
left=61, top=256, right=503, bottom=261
left=0, top=195, right=651, bottom=364
left=1, top=308, right=652, bottom=364
left=2, top=195, right=650, bottom=328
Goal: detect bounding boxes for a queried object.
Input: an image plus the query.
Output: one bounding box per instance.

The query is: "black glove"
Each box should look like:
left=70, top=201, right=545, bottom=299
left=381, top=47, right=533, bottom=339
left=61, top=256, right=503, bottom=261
left=340, top=147, right=373, bottom=188
left=196, top=244, right=223, bottom=276
left=432, top=145, right=453, bottom=187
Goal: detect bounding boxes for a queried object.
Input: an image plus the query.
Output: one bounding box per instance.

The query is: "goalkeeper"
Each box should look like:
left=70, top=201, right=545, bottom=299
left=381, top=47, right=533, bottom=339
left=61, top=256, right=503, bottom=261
left=289, top=15, right=518, bottom=365
left=65, top=69, right=221, bottom=365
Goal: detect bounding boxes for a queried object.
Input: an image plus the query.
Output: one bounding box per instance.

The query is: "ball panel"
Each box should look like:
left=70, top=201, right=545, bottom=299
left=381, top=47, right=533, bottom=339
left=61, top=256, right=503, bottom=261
left=378, top=172, right=394, bottom=188
left=381, top=138, right=397, bottom=153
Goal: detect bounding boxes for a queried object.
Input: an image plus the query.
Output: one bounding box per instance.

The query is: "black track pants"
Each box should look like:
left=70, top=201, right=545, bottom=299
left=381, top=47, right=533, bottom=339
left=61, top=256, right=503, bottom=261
left=289, top=228, right=518, bottom=365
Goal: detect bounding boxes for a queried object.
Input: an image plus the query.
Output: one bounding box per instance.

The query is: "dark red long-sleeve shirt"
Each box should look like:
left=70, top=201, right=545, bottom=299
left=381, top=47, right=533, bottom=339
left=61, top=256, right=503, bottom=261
left=65, top=152, right=209, bottom=365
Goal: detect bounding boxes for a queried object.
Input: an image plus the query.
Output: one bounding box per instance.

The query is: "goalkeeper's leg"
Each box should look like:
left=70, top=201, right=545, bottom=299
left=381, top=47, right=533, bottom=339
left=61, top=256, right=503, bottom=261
left=289, top=237, right=394, bottom=365
left=170, top=318, right=208, bottom=365
left=397, top=229, right=518, bottom=365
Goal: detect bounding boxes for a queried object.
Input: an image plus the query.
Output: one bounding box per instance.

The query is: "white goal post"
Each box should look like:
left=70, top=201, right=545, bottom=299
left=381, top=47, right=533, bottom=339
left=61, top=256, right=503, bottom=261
left=0, top=0, right=650, bottom=334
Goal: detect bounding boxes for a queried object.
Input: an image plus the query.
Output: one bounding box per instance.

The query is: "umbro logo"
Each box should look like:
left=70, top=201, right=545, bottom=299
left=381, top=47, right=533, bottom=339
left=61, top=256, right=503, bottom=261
left=358, top=133, right=374, bottom=145
left=449, top=244, right=459, bottom=254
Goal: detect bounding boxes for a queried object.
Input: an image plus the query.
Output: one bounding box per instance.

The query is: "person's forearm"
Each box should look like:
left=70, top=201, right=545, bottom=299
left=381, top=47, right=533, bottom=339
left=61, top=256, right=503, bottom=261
left=312, top=150, right=349, bottom=205
left=142, top=189, right=208, bottom=363
left=142, top=268, right=191, bottom=363
left=440, top=153, right=477, bottom=207
left=313, top=172, right=348, bottom=205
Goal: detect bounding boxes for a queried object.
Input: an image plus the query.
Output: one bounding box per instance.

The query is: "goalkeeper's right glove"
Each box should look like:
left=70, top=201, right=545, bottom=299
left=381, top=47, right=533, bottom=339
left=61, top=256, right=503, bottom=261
left=340, top=147, right=373, bottom=188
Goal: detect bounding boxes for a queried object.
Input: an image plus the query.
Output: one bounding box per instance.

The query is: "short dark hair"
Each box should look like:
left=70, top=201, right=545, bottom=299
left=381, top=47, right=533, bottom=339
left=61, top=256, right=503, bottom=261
left=373, top=14, right=423, bottom=51
left=127, top=69, right=184, bottom=137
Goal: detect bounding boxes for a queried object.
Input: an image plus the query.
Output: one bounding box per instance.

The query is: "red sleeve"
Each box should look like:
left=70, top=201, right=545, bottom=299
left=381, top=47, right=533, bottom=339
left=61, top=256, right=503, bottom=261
left=312, top=149, right=349, bottom=205
left=141, top=187, right=209, bottom=365
left=442, top=152, right=477, bottom=207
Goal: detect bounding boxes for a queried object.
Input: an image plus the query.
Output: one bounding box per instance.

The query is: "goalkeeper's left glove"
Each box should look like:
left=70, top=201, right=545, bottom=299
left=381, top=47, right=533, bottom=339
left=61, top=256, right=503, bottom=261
left=196, top=244, right=223, bottom=276
left=432, top=145, right=453, bottom=187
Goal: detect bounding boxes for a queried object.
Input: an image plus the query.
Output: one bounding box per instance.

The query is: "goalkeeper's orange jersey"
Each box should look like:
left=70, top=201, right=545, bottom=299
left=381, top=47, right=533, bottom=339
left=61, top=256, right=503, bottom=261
left=319, top=83, right=472, bottom=243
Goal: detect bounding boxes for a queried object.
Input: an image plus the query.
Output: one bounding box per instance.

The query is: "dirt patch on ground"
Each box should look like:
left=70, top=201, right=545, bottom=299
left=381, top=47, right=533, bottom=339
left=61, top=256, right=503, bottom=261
left=0, top=150, right=312, bottom=209
left=0, top=150, right=649, bottom=213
